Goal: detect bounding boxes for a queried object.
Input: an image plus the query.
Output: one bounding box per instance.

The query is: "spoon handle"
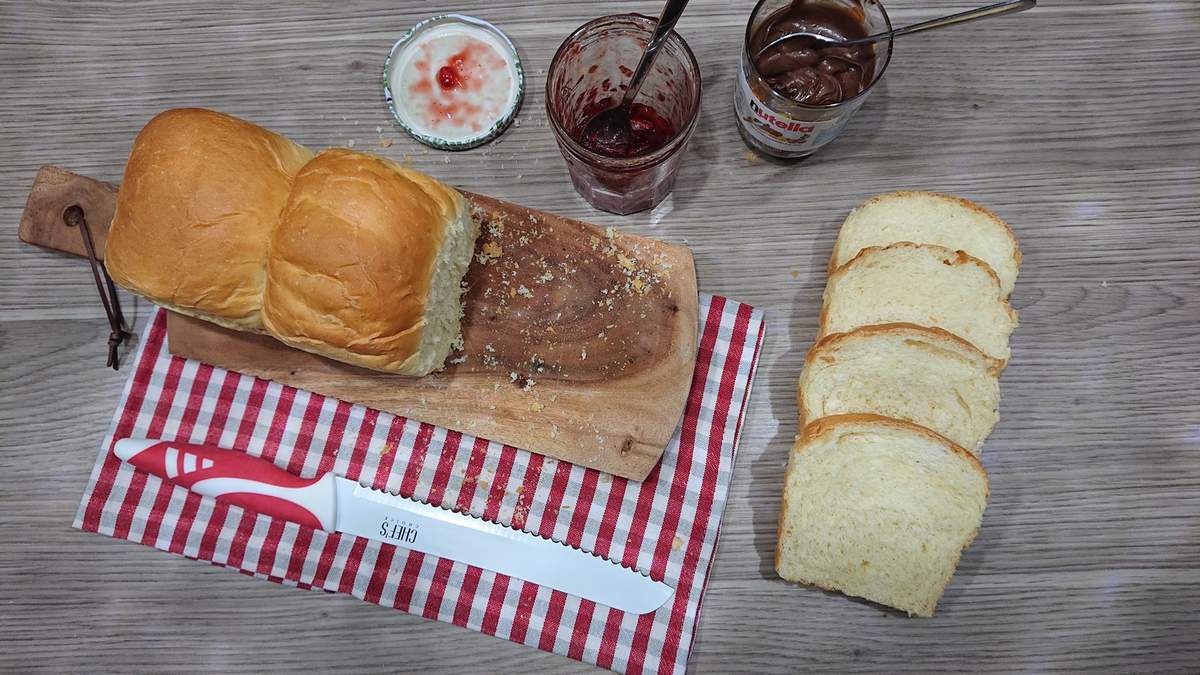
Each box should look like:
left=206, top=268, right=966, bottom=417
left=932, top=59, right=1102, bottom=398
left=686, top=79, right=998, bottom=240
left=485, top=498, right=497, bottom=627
left=623, top=0, right=692, bottom=107
left=880, top=0, right=1036, bottom=43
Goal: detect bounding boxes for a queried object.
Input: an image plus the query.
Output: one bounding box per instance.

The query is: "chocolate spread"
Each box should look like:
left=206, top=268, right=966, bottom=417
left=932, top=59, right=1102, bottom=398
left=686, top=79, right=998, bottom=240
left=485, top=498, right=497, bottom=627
left=750, top=1, right=877, bottom=106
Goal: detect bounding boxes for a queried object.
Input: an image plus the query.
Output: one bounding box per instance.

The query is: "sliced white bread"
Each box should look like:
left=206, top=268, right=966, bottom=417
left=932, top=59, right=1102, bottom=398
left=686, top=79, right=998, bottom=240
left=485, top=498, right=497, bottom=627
left=775, top=414, right=988, bottom=617
left=831, top=191, right=1021, bottom=298
left=798, top=324, right=1002, bottom=454
left=820, top=243, right=1017, bottom=362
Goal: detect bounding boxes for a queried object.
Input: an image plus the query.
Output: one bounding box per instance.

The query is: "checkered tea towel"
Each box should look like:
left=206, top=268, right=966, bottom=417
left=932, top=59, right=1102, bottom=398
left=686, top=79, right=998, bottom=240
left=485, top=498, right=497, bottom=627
left=75, top=294, right=764, bottom=673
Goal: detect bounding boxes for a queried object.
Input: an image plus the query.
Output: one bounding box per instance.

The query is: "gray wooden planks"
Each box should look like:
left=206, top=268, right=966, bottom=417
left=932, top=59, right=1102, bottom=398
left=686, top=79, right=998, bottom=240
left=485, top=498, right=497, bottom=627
left=1, top=0, right=1198, bottom=671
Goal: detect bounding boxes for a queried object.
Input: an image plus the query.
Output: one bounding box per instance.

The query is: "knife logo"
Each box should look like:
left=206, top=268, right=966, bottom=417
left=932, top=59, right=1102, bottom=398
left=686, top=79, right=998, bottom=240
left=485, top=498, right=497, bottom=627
left=380, top=516, right=420, bottom=544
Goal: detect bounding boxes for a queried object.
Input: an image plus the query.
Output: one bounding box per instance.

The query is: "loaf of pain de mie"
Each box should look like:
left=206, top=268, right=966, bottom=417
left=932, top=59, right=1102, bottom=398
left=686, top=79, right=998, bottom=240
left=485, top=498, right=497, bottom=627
left=104, top=108, right=479, bottom=376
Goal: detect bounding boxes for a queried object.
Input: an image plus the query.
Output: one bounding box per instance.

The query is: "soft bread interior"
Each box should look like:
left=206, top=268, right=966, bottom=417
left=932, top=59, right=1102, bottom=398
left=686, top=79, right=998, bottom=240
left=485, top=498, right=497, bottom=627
left=832, top=191, right=1021, bottom=298
left=799, top=325, right=1001, bottom=453
left=821, top=243, right=1017, bottom=362
left=404, top=196, right=479, bottom=375
left=776, top=415, right=988, bottom=617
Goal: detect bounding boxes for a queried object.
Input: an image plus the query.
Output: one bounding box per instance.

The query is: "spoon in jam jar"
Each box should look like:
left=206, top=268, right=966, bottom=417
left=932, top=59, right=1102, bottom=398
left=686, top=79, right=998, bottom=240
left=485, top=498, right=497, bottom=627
left=580, top=0, right=691, bottom=157
left=755, top=0, right=1035, bottom=58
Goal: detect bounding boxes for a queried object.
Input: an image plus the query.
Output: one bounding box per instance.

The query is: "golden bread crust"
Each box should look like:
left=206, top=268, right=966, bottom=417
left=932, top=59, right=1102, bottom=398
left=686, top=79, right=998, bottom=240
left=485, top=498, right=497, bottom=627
left=104, top=108, right=313, bottom=331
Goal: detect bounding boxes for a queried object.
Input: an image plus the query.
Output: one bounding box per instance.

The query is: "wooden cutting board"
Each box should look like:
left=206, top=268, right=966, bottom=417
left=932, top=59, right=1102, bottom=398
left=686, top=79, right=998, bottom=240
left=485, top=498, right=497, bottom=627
left=19, top=165, right=699, bottom=479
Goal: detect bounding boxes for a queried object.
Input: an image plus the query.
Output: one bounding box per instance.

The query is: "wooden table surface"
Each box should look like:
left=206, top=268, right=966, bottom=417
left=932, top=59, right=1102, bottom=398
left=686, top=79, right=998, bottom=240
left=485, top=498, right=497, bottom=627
left=2, top=1, right=1198, bottom=671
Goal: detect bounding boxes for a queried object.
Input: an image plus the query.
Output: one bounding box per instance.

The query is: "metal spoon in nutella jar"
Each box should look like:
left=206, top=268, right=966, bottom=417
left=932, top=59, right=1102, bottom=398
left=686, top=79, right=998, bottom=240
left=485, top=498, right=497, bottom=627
left=755, top=0, right=1035, bottom=57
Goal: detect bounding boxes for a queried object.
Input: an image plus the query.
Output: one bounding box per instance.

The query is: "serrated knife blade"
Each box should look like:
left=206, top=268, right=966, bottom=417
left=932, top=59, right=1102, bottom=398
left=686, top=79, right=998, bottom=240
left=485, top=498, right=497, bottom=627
left=113, top=438, right=673, bottom=614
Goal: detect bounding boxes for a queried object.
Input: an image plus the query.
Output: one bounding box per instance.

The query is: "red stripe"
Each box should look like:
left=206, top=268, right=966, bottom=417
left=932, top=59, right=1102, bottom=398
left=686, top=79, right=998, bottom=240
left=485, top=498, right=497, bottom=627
left=364, top=544, right=397, bottom=604
left=345, top=408, right=380, bottom=480
left=315, top=400, right=354, bottom=475
left=221, top=382, right=297, bottom=569
left=338, top=417, right=406, bottom=594
left=258, top=386, right=297, bottom=464
left=503, top=454, right=546, bottom=644
left=535, top=461, right=576, bottom=651
left=283, top=526, right=314, bottom=583
left=628, top=301, right=731, bottom=673
left=285, top=393, right=326, bottom=474
left=81, top=312, right=167, bottom=533
left=308, top=532, right=343, bottom=590
left=626, top=298, right=730, bottom=675
left=399, top=423, right=436, bottom=496
left=140, top=363, right=214, bottom=547
left=391, top=549, right=425, bottom=609
left=337, top=537, right=370, bottom=594
left=166, top=369, right=241, bottom=557
left=561, top=469, right=600, bottom=659
left=278, top=400, right=352, bottom=582
left=198, top=378, right=269, bottom=562
left=387, top=423, right=438, bottom=609
left=447, top=440, right=493, bottom=626
left=448, top=449, right=489, bottom=624
left=658, top=303, right=753, bottom=672
left=369, top=419, right=405, bottom=490
left=306, top=409, right=379, bottom=588
left=254, top=519, right=286, bottom=577
left=420, top=432, right=464, bottom=618
left=426, top=430, right=462, bottom=506
left=478, top=445, right=519, bottom=636
left=591, top=476, right=631, bottom=668
left=111, top=353, right=186, bottom=540
left=454, top=437, right=490, bottom=511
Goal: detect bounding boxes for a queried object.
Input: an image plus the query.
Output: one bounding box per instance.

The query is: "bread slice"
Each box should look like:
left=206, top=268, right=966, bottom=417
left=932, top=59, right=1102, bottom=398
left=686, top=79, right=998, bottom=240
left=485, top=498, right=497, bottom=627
left=820, top=243, right=1017, bottom=362
left=776, top=414, right=988, bottom=617
left=799, top=324, right=1002, bottom=453
left=831, top=191, right=1021, bottom=298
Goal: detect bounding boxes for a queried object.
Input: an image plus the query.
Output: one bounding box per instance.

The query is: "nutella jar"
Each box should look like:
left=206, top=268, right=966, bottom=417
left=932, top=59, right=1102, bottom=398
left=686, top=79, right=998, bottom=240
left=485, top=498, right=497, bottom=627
left=735, top=0, right=893, bottom=159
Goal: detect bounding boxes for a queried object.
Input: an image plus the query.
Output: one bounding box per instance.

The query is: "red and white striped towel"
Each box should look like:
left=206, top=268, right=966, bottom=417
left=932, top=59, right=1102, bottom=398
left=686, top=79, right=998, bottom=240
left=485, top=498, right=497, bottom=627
left=75, top=294, right=764, bottom=673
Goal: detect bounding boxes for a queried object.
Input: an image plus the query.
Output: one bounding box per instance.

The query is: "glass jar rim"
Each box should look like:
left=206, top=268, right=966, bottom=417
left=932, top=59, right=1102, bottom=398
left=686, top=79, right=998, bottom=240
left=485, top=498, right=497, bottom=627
left=742, top=0, right=894, bottom=111
left=545, top=13, right=703, bottom=170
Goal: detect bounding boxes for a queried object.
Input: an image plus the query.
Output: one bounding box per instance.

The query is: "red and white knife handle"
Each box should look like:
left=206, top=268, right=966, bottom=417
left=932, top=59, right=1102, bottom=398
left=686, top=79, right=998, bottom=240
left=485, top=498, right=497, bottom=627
left=113, top=438, right=336, bottom=530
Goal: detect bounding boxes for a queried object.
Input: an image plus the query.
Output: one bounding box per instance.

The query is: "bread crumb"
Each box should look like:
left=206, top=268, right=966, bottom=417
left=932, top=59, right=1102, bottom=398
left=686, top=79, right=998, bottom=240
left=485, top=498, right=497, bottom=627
left=581, top=349, right=587, bottom=360
left=380, top=138, right=393, bottom=148
left=346, top=139, right=357, bottom=148
left=530, top=401, right=544, bottom=412
left=516, top=284, right=533, bottom=298
left=448, top=355, right=467, bottom=364
left=672, top=536, right=683, bottom=551
left=790, top=270, right=800, bottom=279
left=477, top=240, right=504, bottom=264
left=605, top=226, right=616, bottom=239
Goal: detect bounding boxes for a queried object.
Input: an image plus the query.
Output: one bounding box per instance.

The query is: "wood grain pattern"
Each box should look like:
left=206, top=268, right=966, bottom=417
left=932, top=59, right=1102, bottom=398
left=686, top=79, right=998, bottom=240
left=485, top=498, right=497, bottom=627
left=2, top=0, right=1198, bottom=671
left=19, top=170, right=699, bottom=479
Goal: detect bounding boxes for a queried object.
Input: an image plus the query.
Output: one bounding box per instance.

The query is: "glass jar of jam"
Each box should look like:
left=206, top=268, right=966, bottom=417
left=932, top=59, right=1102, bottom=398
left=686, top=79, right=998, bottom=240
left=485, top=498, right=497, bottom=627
left=735, top=0, right=893, bottom=160
left=546, top=14, right=701, bottom=215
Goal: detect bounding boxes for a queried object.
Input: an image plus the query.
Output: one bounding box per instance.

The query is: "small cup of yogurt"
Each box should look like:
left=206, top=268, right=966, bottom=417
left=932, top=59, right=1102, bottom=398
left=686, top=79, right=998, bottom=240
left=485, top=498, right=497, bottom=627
left=384, top=14, right=524, bottom=150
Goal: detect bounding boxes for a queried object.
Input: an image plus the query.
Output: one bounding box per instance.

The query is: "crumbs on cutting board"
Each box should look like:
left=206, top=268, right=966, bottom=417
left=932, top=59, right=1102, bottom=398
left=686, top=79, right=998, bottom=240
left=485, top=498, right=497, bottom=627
left=464, top=202, right=678, bottom=382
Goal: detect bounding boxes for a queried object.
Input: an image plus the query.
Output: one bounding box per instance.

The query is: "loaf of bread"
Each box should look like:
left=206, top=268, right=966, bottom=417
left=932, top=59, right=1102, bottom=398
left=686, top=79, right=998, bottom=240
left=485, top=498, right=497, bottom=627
left=820, top=243, right=1018, bottom=362
left=831, top=191, right=1021, bottom=298
left=798, top=324, right=1002, bottom=453
left=105, top=108, right=314, bottom=331
left=776, top=415, right=988, bottom=617
left=104, top=108, right=477, bottom=376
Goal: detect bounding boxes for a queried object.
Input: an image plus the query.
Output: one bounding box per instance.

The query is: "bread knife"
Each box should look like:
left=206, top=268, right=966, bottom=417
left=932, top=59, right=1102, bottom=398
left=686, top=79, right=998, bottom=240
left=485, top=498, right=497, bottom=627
left=113, top=438, right=673, bottom=614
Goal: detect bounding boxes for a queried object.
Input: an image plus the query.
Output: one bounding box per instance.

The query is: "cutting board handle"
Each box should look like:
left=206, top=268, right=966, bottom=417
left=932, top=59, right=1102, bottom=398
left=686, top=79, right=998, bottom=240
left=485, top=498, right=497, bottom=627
left=18, top=165, right=117, bottom=259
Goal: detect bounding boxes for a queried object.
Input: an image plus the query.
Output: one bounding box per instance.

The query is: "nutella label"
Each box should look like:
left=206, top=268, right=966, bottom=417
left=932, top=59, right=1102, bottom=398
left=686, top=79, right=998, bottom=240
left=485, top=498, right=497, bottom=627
left=735, top=67, right=861, bottom=155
